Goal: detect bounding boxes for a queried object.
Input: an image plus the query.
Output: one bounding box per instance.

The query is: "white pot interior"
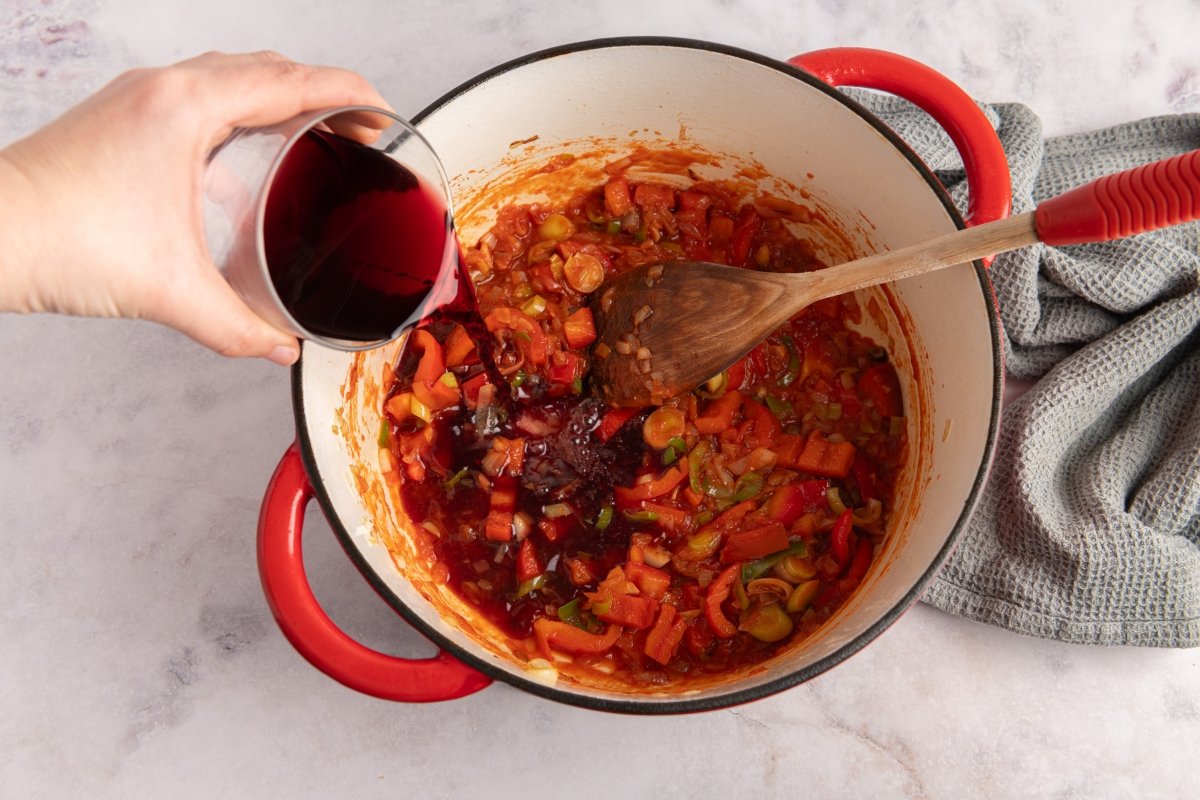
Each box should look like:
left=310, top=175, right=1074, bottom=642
left=296, top=40, right=1000, bottom=710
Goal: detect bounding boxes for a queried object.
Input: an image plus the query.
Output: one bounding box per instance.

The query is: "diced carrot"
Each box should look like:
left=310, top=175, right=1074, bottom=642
left=594, top=592, right=657, bottom=629
left=563, top=307, right=597, bottom=349
left=384, top=392, right=413, bottom=424
left=794, top=431, right=856, bottom=479
left=484, top=511, right=513, bottom=542
left=485, top=474, right=518, bottom=542
left=772, top=433, right=804, bottom=469
left=603, top=176, right=633, bottom=217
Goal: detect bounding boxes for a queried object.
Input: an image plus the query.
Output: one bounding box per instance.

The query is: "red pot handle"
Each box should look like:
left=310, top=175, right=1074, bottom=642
left=790, top=48, right=1012, bottom=233
left=257, top=443, right=491, bottom=701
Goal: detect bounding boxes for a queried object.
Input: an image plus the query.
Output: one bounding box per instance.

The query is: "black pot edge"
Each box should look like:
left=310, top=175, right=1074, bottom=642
left=291, top=35, right=1005, bottom=715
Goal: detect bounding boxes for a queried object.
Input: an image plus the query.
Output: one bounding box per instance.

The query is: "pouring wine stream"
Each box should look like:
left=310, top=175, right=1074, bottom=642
left=589, top=150, right=1199, bottom=407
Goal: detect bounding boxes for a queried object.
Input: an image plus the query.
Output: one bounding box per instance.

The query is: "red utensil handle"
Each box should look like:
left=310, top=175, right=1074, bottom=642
left=1035, top=149, right=1200, bottom=245
left=257, top=443, right=491, bottom=702
left=789, top=48, right=1012, bottom=231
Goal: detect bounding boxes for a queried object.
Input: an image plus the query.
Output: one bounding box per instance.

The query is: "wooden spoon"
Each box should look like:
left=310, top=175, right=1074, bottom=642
left=590, top=149, right=1200, bottom=407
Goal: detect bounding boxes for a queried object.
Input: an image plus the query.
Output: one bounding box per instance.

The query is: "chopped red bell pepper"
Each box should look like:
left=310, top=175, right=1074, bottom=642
left=761, top=480, right=829, bottom=526
left=528, top=262, right=562, bottom=293
left=516, top=539, right=542, bottom=583
left=537, top=516, right=570, bottom=543
left=461, top=373, right=489, bottom=410
left=859, top=362, right=904, bottom=417
left=533, top=619, right=621, bottom=658
left=686, top=615, right=715, bottom=657
left=643, top=604, right=688, bottom=665
left=603, top=176, right=633, bottom=217
left=409, top=330, right=460, bottom=411
left=704, top=564, right=741, bottom=639
left=845, top=537, right=873, bottom=583
left=634, top=182, right=675, bottom=209
left=694, top=389, right=743, bottom=434
left=729, top=206, right=762, bottom=266
left=802, top=338, right=838, bottom=383
left=596, top=406, right=640, bottom=443
left=411, top=329, right=445, bottom=387
left=443, top=325, right=477, bottom=368
left=676, top=191, right=712, bottom=238
left=829, top=508, right=853, bottom=566
left=396, top=426, right=435, bottom=482
left=614, top=463, right=687, bottom=508
left=708, top=213, right=734, bottom=246
left=563, top=557, right=597, bottom=587
left=624, top=561, right=671, bottom=601
left=700, top=498, right=757, bottom=536
left=720, top=522, right=789, bottom=563
left=724, top=356, right=748, bottom=392
left=487, top=436, right=526, bottom=477
left=740, top=396, right=782, bottom=447
left=563, top=307, right=597, bottom=349
left=484, top=306, right=548, bottom=366
left=636, top=501, right=690, bottom=532
left=794, top=431, right=857, bottom=479
left=546, top=351, right=584, bottom=386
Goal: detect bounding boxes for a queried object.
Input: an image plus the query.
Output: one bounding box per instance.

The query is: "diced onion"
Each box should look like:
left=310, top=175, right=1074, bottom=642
left=543, top=502, right=574, bottom=519
left=513, top=511, right=534, bottom=541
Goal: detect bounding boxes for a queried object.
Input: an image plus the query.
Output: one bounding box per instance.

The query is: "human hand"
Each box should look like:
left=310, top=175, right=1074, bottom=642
left=0, top=51, right=391, bottom=365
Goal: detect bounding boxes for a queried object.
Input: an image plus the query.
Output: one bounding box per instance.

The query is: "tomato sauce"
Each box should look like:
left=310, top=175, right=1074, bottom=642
left=382, top=159, right=906, bottom=685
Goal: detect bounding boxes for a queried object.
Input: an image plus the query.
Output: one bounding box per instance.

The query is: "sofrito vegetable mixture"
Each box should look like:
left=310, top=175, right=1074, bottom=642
left=381, top=159, right=906, bottom=685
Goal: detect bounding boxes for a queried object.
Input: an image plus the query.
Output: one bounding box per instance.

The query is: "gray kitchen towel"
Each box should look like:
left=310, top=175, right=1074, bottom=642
left=847, top=91, right=1200, bottom=647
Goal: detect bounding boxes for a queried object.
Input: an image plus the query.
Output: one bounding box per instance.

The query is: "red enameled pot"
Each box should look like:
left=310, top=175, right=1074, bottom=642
left=258, top=38, right=1008, bottom=713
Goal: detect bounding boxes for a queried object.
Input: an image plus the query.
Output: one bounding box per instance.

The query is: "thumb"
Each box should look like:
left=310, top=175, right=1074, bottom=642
left=157, top=264, right=300, bottom=365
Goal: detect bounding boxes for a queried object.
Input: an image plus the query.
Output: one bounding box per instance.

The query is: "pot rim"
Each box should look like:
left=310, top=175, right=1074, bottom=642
left=290, top=35, right=1004, bottom=714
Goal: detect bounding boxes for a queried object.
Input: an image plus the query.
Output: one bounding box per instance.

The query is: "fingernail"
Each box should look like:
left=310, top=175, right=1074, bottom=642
left=267, top=345, right=299, bottom=366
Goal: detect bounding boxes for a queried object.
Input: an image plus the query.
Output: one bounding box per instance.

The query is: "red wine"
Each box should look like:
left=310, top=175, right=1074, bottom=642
left=263, top=129, right=459, bottom=341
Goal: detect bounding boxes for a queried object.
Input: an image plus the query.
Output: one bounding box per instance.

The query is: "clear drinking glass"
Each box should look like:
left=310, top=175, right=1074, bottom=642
left=202, top=106, right=457, bottom=351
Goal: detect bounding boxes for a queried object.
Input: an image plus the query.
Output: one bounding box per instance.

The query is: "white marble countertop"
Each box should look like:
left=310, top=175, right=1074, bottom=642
left=2, top=1, right=1198, bottom=797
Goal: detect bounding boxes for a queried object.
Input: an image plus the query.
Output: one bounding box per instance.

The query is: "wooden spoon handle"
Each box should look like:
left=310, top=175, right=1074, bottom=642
left=786, top=211, right=1038, bottom=305
left=789, top=148, right=1200, bottom=306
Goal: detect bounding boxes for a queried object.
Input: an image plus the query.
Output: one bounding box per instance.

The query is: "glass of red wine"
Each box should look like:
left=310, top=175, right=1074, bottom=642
left=202, top=106, right=459, bottom=350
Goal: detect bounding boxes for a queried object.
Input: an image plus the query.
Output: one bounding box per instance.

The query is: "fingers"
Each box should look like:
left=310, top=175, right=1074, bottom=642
left=156, top=260, right=300, bottom=365
left=181, top=50, right=394, bottom=132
